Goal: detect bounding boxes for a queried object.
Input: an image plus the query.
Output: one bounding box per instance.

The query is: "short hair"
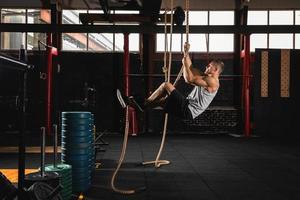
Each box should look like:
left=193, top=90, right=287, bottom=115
left=210, top=60, right=224, bottom=74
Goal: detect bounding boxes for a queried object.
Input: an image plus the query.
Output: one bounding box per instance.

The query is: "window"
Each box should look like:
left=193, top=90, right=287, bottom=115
left=115, top=34, right=124, bottom=51
left=269, top=10, right=293, bottom=25
left=115, top=10, right=139, bottom=14
left=62, top=10, right=87, bottom=24
left=26, top=10, right=48, bottom=50
left=296, top=11, right=300, bottom=25
left=295, top=34, right=300, bottom=49
left=62, top=10, right=88, bottom=51
left=187, top=11, right=208, bottom=25
left=156, top=34, right=166, bottom=52
left=1, top=32, right=25, bottom=50
left=88, top=33, right=114, bottom=51
left=129, top=34, right=139, bottom=52
left=183, top=34, right=208, bottom=52
left=1, top=9, right=26, bottom=49
left=62, top=33, right=87, bottom=51
left=156, top=10, right=235, bottom=53
left=248, top=10, right=298, bottom=50
left=158, top=10, right=184, bottom=52
left=209, top=34, right=234, bottom=52
left=250, top=34, right=268, bottom=52
left=169, top=34, right=182, bottom=52
left=1, top=9, right=26, bottom=23
left=209, top=11, right=234, bottom=25
left=156, top=34, right=182, bottom=52
left=269, top=34, right=293, bottom=49
left=27, top=9, right=49, bottom=24
left=247, top=11, right=268, bottom=25
left=27, top=32, right=46, bottom=50
left=61, top=10, right=139, bottom=52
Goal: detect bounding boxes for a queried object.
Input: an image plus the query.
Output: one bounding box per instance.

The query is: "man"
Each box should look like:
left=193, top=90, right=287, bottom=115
left=144, top=43, right=224, bottom=120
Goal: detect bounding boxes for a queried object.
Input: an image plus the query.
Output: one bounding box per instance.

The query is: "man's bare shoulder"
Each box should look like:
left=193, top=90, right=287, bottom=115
left=203, top=76, right=219, bottom=92
left=203, top=76, right=218, bottom=84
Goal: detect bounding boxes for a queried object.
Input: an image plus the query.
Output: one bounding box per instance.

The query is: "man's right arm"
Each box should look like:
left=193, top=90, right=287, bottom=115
left=182, top=55, right=204, bottom=79
left=190, top=65, right=204, bottom=76
left=182, top=54, right=193, bottom=83
left=182, top=55, right=206, bottom=86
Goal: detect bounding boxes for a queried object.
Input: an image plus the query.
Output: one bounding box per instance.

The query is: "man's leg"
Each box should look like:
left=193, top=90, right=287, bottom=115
left=163, top=85, right=192, bottom=119
left=163, top=82, right=176, bottom=95
left=145, top=82, right=175, bottom=106
left=145, top=82, right=166, bottom=104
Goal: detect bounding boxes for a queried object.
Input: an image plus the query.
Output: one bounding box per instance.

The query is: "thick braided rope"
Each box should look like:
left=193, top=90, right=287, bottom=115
left=167, top=4, right=173, bottom=83
left=185, top=0, right=189, bottom=44
left=111, top=106, right=136, bottom=194
left=163, top=9, right=168, bottom=81
left=173, top=0, right=189, bottom=86
left=153, top=0, right=174, bottom=168
left=205, top=33, right=209, bottom=64
left=143, top=0, right=189, bottom=168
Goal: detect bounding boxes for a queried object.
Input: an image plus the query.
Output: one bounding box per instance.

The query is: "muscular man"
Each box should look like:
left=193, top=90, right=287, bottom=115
left=145, top=43, right=224, bottom=120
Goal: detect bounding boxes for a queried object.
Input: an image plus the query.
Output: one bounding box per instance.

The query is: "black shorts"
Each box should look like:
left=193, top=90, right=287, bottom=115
left=164, top=89, right=193, bottom=120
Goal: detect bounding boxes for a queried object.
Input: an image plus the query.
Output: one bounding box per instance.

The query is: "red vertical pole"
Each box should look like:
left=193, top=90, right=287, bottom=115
left=46, top=33, right=53, bottom=135
left=129, top=107, right=138, bottom=136
left=243, top=34, right=251, bottom=137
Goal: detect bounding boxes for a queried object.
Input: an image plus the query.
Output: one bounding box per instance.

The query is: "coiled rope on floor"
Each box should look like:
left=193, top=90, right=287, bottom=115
left=111, top=0, right=190, bottom=194
left=111, top=104, right=145, bottom=194
left=143, top=0, right=189, bottom=168
left=111, top=106, right=137, bottom=194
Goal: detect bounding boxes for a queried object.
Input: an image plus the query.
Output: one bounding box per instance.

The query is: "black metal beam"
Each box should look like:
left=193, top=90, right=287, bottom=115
left=79, top=13, right=171, bottom=24
left=0, top=23, right=300, bottom=33
left=0, top=55, right=28, bottom=71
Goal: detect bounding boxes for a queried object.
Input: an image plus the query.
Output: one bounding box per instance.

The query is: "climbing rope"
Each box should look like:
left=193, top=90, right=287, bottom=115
left=143, top=0, right=189, bottom=168
left=162, top=8, right=168, bottom=81
left=111, top=106, right=136, bottom=194
left=154, top=0, right=175, bottom=167
left=111, top=0, right=190, bottom=194
left=205, top=33, right=210, bottom=64
left=173, top=0, right=189, bottom=86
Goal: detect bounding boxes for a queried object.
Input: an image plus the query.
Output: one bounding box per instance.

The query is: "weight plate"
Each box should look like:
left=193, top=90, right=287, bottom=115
left=61, top=130, right=92, bottom=137
left=61, top=148, right=94, bottom=155
left=61, top=112, right=91, bottom=119
left=62, top=136, right=93, bottom=143
left=44, top=164, right=72, bottom=171
left=62, top=141, right=92, bottom=149
left=61, top=156, right=92, bottom=161
left=62, top=124, right=92, bottom=131
left=62, top=118, right=92, bottom=124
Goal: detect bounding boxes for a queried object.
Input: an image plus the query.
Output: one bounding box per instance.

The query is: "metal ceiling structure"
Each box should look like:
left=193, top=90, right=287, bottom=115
left=0, top=0, right=300, bottom=34
left=0, top=23, right=299, bottom=34
left=0, top=0, right=300, bottom=10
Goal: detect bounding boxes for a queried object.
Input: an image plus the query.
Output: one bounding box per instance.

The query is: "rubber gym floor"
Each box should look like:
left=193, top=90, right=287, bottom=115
left=1, top=133, right=300, bottom=200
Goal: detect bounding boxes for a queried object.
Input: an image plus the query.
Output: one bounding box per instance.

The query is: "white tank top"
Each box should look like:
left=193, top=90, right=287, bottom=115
left=186, top=86, right=218, bottom=119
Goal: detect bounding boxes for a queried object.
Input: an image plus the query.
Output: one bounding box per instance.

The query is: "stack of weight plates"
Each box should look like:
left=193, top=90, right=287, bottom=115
left=61, top=112, right=93, bottom=192
left=44, top=164, right=72, bottom=200
left=91, top=113, right=95, bottom=171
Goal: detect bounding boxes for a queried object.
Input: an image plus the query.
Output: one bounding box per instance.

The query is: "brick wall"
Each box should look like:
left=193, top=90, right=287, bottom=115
left=179, top=106, right=239, bottom=134
left=147, top=106, right=239, bottom=134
